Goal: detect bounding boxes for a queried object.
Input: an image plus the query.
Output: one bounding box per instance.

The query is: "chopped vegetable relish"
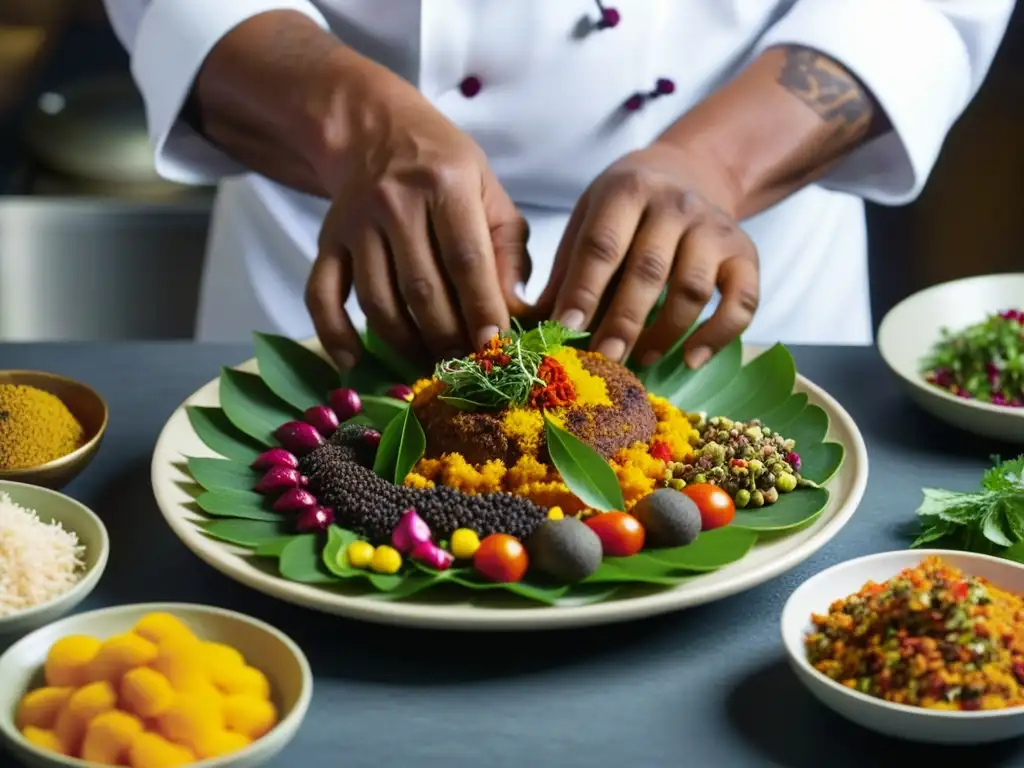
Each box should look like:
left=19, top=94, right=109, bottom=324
left=805, top=556, right=1024, bottom=710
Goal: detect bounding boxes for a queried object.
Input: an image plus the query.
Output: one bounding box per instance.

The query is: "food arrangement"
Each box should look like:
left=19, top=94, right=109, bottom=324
left=921, top=310, right=1024, bottom=407
left=911, top=455, right=1024, bottom=560
left=181, top=322, right=844, bottom=604
left=0, top=491, right=85, bottom=617
left=0, top=383, right=86, bottom=470
left=17, top=611, right=277, bottom=765
left=806, top=555, right=1024, bottom=711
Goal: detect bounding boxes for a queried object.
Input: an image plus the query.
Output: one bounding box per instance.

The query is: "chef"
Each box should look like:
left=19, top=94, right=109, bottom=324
left=103, top=0, right=1013, bottom=371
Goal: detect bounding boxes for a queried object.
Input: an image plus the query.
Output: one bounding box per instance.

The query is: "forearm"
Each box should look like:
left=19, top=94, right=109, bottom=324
left=184, top=9, right=402, bottom=197
left=659, top=45, right=891, bottom=219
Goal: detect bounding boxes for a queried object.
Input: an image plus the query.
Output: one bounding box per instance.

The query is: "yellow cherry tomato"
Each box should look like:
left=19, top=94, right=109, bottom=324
left=346, top=540, right=375, bottom=569
left=546, top=506, right=565, bottom=521
left=370, top=545, right=402, bottom=574
left=449, top=528, right=480, bottom=559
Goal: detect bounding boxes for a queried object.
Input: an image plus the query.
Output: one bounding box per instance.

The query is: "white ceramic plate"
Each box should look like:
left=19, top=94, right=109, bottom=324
left=877, top=273, right=1024, bottom=443
left=150, top=342, right=869, bottom=630
left=782, top=549, right=1024, bottom=744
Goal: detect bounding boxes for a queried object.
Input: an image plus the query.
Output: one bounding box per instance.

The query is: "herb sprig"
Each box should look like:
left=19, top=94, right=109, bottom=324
left=912, top=455, right=1024, bottom=556
left=434, top=321, right=589, bottom=411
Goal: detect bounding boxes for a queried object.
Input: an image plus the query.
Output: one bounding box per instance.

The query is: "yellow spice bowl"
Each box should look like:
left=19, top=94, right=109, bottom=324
left=0, top=371, right=109, bottom=490
left=0, top=603, right=313, bottom=768
left=0, top=480, right=109, bottom=639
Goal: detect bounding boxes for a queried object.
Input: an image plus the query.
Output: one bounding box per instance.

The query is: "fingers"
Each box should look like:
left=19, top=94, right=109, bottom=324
left=431, top=185, right=511, bottom=349
left=684, top=251, right=759, bottom=367
left=591, top=211, right=681, bottom=363
left=350, top=227, right=424, bottom=365
left=534, top=198, right=587, bottom=318
left=384, top=199, right=465, bottom=360
left=552, top=191, right=644, bottom=333
left=635, top=218, right=758, bottom=369
left=305, top=247, right=361, bottom=370
left=491, top=215, right=533, bottom=317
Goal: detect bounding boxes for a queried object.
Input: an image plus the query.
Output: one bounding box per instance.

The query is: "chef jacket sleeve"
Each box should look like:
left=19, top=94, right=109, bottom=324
left=102, top=0, right=330, bottom=184
left=752, top=0, right=1015, bottom=205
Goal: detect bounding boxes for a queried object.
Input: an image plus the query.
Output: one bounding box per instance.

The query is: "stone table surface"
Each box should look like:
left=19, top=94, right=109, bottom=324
left=2, top=342, right=1022, bottom=768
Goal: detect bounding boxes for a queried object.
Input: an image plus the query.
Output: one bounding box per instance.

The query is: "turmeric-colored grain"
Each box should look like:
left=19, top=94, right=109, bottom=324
left=21, top=725, right=67, bottom=754
left=16, top=685, right=73, bottom=729
left=128, top=731, right=196, bottom=768
left=121, top=667, right=176, bottom=718
left=44, top=634, right=101, bottom=687
left=80, top=710, right=144, bottom=765
left=223, top=694, right=278, bottom=739
left=0, top=383, right=85, bottom=470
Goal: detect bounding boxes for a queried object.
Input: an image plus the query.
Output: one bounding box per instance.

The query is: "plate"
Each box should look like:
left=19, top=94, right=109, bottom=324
left=782, top=549, right=1024, bottom=744
left=151, top=340, right=868, bottom=630
left=877, top=273, right=1024, bottom=443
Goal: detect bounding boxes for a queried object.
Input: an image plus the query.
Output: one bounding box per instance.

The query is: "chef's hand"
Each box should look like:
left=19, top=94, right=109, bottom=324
left=538, top=142, right=758, bottom=369
left=305, top=80, right=530, bottom=370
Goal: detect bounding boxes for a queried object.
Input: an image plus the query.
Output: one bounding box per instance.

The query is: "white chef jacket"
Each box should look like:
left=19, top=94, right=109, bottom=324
left=104, top=0, right=1013, bottom=346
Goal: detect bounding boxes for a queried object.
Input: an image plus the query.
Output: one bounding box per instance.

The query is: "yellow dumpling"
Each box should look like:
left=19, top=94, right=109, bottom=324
left=128, top=731, right=196, bottom=768
left=88, top=633, right=159, bottom=685
left=133, top=613, right=197, bottom=647
left=80, top=710, right=144, bottom=765
left=16, top=686, right=73, bottom=730
left=156, top=693, right=225, bottom=753
left=44, top=635, right=101, bottom=687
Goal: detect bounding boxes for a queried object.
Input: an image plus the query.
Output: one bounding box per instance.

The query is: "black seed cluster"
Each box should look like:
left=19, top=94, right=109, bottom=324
left=327, top=423, right=378, bottom=468
left=299, top=443, right=548, bottom=545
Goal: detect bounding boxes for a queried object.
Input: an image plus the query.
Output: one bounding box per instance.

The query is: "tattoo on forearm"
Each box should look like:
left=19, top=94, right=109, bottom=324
left=777, top=48, right=875, bottom=135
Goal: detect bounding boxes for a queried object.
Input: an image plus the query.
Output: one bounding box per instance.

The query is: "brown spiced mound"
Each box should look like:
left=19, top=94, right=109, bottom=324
left=412, top=351, right=656, bottom=466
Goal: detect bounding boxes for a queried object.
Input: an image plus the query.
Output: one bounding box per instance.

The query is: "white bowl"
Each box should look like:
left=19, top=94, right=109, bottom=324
left=0, top=481, right=109, bottom=638
left=782, top=549, right=1024, bottom=744
left=877, top=273, right=1024, bottom=443
left=0, top=603, right=313, bottom=768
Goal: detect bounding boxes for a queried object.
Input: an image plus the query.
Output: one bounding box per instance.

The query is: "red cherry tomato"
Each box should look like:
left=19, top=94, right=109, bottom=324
left=682, top=483, right=735, bottom=530
left=473, top=534, right=529, bottom=583
left=585, top=511, right=645, bottom=557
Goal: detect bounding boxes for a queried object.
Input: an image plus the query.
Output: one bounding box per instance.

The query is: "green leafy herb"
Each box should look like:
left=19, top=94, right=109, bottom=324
left=920, top=311, right=1024, bottom=405
left=518, top=320, right=589, bottom=354
left=186, top=406, right=266, bottom=464
left=253, top=332, right=341, bottom=412
left=544, top=417, right=625, bottom=512
left=199, top=519, right=290, bottom=548
left=373, top=407, right=427, bottom=485
left=187, top=457, right=257, bottom=495
left=219, top=368, right=299, bottom=445
left=195, top=491, right=280, bottom=522
left=912, top=455, right=1024, bottom=554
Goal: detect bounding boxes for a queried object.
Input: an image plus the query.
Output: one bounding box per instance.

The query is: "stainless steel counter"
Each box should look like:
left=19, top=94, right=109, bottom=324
left=0, top=198, right=210, bottom=341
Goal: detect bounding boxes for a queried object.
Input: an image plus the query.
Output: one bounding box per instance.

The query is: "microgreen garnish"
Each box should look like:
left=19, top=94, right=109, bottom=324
left=434, top=321, right=589, bottom=411
left=912, top=455, right=1024, bottom=555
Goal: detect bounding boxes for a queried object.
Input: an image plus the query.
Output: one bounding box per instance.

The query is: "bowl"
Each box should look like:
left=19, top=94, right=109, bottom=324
left=781, top=549, right=1024, bottom=744
left=0, top=603, right=313, bottom=768
left=877, top=273, right=1024, bottom=443
left=0, top=480, right=108, bottom=638
left=0, top=371, right=109, bottom=489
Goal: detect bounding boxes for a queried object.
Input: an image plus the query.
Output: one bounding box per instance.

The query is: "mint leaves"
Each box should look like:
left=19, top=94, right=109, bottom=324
left=912, top=455, right=1024, bottom=556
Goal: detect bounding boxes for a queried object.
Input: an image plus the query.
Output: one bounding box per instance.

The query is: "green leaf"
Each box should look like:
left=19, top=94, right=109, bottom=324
left=761, top=394, right=809, bottom=431
left=370, top=573, right=448, bottom=601
left=359, top=395, right=409, bottom=431
left=196, top=491, right=281, bottom=522
left=983, top=507, right=1014, bottom=547
left=1002, top=538, right=1024, bottom=563
left=343, top=345, right=404, bottom=396
left=911, top=519, right=956, bottom=548
left=373, top=406, right=426, bottom=485
left=644, top=526, right=759, bottom=571
left=254, top=536, right=298, bottom=557
left=784, top=405, right=829, bottom=451
left=363, top=328, right=431, bottom=382
left=915, top=488, right=974, bottom=518
left=698, top=344, right=796, bottom=420
left=253, top=333, right=341, bottom=412
left=199, top=519, right=290, bottom=548
left=446, top=571, right=570, bottom=604
left=186, top=406, right=266, bottom=463
left=733, top=487, right=829, bottom=531
left=322, top=526, right=406, bottom=591
left=278, top=534, right=336, bottom=583
left=219, top=368, right=300, bottom=444
left=544, top=417, right=625, bottom=512
left=583, top=559, right=687, bottom=585
left=187, top=457, right=257, bottom=495
left=646, top=339, right=743, bottom=410
left=799, top=443, right=845, bottom=485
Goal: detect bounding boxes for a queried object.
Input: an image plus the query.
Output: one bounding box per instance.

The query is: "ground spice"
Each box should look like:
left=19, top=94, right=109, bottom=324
left=530, top=356, right=576, bottom=408
left=0, top=384, right=85, bottom=470
left=806, top=556, right=1024, bottom=710
left=550, top=348, right=611, bottom=408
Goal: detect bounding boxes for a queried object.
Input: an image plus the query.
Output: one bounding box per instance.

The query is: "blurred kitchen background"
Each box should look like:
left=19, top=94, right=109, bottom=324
left=0, top=0, right=1022, bottom=342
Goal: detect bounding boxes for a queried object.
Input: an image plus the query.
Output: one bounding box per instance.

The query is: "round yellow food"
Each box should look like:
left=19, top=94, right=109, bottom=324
left=80, top=710, right=144, bottom=765
left=121, top=667, right=176, bottom=718
left=89, top=633, right=159, bottom=685
left=128, top=731, right=195, bottom=768
left=16, top=686, right=72, bottom=730
left=44, top=635, right=101, bottom=687
left=223, top=694, right=278, bottom=739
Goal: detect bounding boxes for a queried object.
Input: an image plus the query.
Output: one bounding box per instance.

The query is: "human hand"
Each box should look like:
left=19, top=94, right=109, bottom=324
left=537, top=142, right=759, bottom=369
left=305, top=73, right=530, bottom=370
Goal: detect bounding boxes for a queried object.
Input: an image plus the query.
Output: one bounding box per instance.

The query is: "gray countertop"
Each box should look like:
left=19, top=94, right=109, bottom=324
left=2, top=342, right=1022, bottom=768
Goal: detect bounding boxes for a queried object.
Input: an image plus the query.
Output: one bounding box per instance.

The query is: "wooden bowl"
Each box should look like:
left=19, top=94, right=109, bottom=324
left=0, top=370, right=108, bottom=489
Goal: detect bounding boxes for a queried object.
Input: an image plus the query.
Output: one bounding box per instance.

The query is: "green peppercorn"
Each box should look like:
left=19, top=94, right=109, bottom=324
left=735, top=489, right=751, bottom=509
left=770, top=462, right=788, bottom=476
left=762, top=427, right=773, bottom=436
left=763, top=472, right=776, bottom=487
left=694, top=473, right=707, bottom=484
left=750, top=490, right=765, bottom=508
left=719, top=417, right=733, bottom=430
left=740, top=445, right=756, bottom=460
left=763, top=486, right=779, bottom=504
left=709, top=466, right=727, bottom=481
left=702, top=443, right=727, bottom=463
left=783, top=439, right=796, bottom=452
left=663, top=468, right=675, bottom=483
left=716, top=430, right=730, bottom=442
left=747, top=459, right=764, bottom=475
left=776, top=472, right=798, bottom=492
left=743, top=426, right=763, bottom=441
left=670, top=478, right=686, bottom=491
